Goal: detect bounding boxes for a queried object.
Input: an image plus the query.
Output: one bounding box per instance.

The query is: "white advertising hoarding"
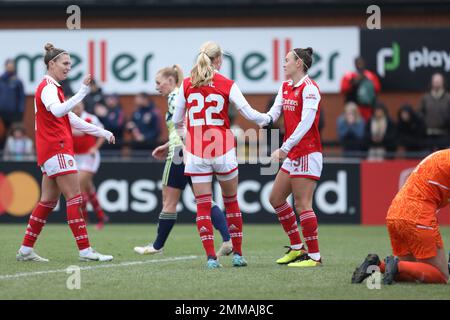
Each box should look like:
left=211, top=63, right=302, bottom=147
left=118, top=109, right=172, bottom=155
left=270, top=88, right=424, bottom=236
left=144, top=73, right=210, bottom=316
left=0, top=27, right=359, bottom=95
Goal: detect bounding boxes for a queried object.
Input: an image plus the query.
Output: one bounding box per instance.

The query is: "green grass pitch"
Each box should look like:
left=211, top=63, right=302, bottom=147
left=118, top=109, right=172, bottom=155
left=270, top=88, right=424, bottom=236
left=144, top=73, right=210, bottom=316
left=0, top=224, right=449, bottom=300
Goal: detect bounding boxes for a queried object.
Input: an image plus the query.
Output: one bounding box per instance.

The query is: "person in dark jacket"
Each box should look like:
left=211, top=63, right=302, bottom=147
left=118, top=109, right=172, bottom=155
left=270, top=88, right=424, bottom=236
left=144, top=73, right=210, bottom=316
left=365, top=102, right=397, bottom=160
left=396, top=104, right=426, bottom=154
left=83, top=79, right=106, bottom=115
left=337, top=102, right=366, bottom=157
left=126, top=92, right=161, bottom=150
left=96, top=93, right=125, bottom=149
left=0, top=59, right=25, bottom=146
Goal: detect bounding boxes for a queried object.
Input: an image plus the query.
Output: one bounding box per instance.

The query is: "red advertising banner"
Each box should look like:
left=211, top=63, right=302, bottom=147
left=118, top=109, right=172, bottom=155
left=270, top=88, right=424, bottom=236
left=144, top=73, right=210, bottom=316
left=361, top=160, right=450, bottom=225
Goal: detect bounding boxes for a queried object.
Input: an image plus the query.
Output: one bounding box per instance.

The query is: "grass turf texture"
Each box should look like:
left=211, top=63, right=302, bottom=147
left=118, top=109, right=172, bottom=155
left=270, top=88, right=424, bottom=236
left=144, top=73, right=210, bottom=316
left=0, top=224, right=449, bottom=300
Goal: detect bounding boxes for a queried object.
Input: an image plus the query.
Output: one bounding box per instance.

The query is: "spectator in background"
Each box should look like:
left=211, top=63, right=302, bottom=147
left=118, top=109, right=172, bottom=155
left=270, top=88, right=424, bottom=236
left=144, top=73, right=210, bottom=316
left=0, top=59, right=26, bottom=146
left=419, top=73, right=450, bottom=151
left=84, top=79, right=106, bottom=115
left=95, top=93, right=125, bottom=149
left=126, top=92, right=161, bottom=150
left=365, top=102, right=396, bottom=160
left=396, top=104, right=426, bottom=155
left=337, top=102, right=365, bottom=157
left=340, top=56, right=381, bottom=122
left=3, top=122, right=34, bottom=161
left=61, top=79, right=74, bottom=97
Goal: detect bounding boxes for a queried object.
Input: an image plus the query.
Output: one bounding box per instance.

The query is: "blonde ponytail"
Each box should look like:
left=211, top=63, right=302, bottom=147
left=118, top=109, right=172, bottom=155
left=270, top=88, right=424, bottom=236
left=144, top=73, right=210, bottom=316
left=172, top=64, right=184, bottom=87
left=157, top=64, right=184, bottom=88
left=190, top=41, right=222, bottom=87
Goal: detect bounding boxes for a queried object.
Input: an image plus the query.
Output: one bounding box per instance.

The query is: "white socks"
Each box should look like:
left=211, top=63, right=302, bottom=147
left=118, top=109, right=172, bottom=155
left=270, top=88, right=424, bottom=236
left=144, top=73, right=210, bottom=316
left=291, top=244, right=304, bottom=250
left=19, top=245, right=33, bottom=255
left=79, top=247, right=92, bottom=256
left=308, top=253, right=321, bottom=261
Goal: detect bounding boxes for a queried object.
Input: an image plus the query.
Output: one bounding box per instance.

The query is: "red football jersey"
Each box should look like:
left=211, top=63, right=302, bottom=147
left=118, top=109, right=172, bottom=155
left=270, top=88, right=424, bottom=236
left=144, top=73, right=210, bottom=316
left=183, top=73, right=235, bottom=158
left=72, top=111, right=102, bottom=154
left=34, top=76, right=74, bottom=165
left=282, top=77, right=322, bottom=159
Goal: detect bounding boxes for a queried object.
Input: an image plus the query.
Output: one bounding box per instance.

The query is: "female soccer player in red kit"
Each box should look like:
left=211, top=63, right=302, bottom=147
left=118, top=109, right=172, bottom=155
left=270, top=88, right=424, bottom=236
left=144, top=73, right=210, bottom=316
left=72, top=101, right=109, bottom=230
left=266, top=47, right=323, bottom=267
left=16, top=43, right=115, bottom=262
left=173, top=41, right=271, bottom=268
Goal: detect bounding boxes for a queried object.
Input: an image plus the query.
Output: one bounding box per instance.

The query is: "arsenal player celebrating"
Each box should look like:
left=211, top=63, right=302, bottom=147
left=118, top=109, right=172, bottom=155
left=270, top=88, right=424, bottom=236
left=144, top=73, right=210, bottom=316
left=173, top=41, right=271, bottom=269
left=266, top=47, right=323, bottom=267
left=16, top=43, right=115, bottom=262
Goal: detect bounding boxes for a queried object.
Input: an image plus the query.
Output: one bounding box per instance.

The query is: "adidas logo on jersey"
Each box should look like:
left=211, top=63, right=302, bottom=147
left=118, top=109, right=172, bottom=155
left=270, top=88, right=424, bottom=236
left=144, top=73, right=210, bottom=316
left=199, top=226, right=209, bottom=233
left=228, top=224, right=239, bottom=231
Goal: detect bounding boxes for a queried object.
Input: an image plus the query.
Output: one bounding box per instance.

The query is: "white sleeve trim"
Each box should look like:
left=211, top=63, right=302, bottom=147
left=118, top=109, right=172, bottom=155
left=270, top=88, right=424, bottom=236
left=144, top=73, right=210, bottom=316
left=69, top=112, right=112, bottom=140
left=45, top=84, right=90, bottom=118
left=267, top=83, right=284, bottom=122
left=280, top=107, right=317, bottom=154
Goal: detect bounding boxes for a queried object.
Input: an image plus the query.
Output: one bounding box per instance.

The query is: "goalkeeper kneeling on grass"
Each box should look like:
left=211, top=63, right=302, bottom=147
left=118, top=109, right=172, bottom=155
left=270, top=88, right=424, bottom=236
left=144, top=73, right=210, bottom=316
left=352, top=149, right=449, bottom=285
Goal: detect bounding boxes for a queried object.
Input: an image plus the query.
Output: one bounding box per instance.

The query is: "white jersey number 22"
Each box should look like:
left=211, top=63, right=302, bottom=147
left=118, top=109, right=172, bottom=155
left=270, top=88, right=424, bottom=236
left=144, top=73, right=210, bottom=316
left=187, top=93, right=225, bottom=127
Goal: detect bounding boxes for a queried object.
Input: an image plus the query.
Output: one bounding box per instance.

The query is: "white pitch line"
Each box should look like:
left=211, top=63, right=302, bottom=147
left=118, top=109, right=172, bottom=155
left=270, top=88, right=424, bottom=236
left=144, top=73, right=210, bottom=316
left=0, top=255, right=198, bottom=280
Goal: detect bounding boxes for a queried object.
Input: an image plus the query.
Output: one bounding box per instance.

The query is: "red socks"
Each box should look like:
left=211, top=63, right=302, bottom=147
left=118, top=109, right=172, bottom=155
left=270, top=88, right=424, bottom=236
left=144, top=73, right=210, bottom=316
left=81, top=192, right=89, bottom=222
left=67, top=194, right=90, bottom=250
left=396, top=261, right=447, bottom=284
left=195, top=194, right=216, bottom=259
left=299, top=210, right=320, bottom=254
left=275, top=202, right=302, bottom=247
left=223, top=194, right=243, bottom=256
left=22, top=201, right=57, bottom=247
left=88, top=191, right=105, bottom=221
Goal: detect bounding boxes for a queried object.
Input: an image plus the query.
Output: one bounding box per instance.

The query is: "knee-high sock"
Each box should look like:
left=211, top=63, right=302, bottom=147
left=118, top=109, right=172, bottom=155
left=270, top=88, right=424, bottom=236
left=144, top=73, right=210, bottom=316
left=88, top=191, right=105, bottom=221
left=22, top=201, right=57, bottom=248
left=195, top=194, right=216, bottom=259
left=223, top=194, right=243, bottom=256
left=275, top=202, right=302, bottom=247
left=299, top=210, right=320, bottom=256
left=67, top=194, right=90, bottom=250
left=211, top=205, right=230, bottom=242
left=80, top=192, right=89, bottom=222
left=153, top=212, right=177, bottom=250
left=396, top=261, right=447, bottom=284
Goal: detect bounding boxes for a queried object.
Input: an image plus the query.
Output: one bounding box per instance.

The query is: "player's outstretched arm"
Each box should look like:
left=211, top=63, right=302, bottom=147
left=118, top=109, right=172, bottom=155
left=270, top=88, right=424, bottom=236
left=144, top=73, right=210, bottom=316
left=229, top=83, right=272, bottom=127
left=68, top=112, right=115, bottom=144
